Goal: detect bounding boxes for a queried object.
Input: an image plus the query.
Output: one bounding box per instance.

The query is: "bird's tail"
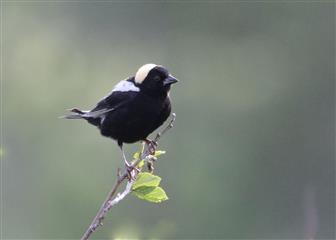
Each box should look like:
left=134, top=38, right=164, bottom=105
left=60, top=108, right=113, bottom=119
left=59, top=108, right=86, bottom=119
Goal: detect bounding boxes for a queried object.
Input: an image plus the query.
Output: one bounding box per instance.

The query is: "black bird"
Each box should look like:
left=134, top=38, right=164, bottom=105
left=63, top=63, right=178, bottom=169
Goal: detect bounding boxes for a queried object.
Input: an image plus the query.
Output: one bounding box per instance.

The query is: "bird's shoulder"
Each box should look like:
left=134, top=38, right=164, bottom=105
left=91, top=77, right=139, bottom=112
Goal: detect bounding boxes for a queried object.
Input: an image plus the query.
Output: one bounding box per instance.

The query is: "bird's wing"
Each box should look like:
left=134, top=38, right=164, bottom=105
left=89, top=78, right=139, bottom=116
left=62, top=78, right=139, bottom=120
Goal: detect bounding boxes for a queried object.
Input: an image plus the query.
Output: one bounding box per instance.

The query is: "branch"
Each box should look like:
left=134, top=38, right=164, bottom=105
left=80, top=113, right=176, bottom=240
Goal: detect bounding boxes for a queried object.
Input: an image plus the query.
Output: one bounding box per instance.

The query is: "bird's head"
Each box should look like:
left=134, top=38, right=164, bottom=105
left=134, top=63, right=178, bottom=97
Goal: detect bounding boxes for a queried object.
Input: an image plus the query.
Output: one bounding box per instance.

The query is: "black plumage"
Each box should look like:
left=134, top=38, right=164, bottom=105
left=64, top=64, right=178, bottom=167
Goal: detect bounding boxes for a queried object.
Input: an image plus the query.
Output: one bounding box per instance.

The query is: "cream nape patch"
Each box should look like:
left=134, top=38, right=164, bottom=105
left=134, top=63, right=157, bottom=84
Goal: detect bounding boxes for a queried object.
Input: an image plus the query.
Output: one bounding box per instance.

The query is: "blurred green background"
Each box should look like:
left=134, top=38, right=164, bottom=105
left=2, top=1, right=335, bottom=239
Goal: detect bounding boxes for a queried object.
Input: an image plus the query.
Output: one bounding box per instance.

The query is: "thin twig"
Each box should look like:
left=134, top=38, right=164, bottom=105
left=80, top=113, right=176, bottom=240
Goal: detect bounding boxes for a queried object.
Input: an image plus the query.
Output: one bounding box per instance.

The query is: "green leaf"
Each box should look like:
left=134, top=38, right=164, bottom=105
left=132, top=172, right=161, bottom=190
left=133, top=151, right=141, bottom=160
left=132, top=186, right=168, bottom=203
left=133, top=150, right=165, bottom=160
left=154, top=150, right=166, bottom=157
left=137, top=160, right=145, bottom=169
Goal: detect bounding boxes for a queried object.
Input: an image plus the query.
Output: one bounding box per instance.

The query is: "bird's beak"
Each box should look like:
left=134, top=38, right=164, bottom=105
left=163, top=75, right=179, bottom=86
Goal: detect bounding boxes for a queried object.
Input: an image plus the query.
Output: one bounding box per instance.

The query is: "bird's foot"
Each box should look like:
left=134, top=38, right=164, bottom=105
left=144, top=139, right=158, bottom=155
left=124, top=160, right=140, bottom=181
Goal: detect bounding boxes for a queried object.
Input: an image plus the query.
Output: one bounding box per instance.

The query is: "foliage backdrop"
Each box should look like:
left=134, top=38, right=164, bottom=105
left=3, top=1, right=335, bottom=239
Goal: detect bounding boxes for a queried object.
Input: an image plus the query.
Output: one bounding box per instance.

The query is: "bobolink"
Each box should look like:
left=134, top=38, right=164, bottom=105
left=63, top=63, right=178, bottom=169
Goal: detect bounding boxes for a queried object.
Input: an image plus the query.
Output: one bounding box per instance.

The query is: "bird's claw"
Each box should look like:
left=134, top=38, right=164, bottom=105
left=144, top=139, right=158, bottom=155
left=124, top=161, right=140, bottom=181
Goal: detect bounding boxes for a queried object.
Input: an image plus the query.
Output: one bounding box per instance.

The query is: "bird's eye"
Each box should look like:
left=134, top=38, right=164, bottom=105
left=154, top=76, right=161, bottom=82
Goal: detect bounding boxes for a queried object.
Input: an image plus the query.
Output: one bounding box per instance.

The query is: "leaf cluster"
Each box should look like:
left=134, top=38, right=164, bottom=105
left=131, top=151, right=168, bottom=203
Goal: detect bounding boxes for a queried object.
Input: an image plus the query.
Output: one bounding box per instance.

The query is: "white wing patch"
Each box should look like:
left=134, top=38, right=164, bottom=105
left=112, top=80, right=140, bottom=92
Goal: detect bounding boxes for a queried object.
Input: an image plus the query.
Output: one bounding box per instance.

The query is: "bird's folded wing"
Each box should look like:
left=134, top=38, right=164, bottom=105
left=62, top=81, right=139, bottom=120
left=90, top=90, right=138, bottom=114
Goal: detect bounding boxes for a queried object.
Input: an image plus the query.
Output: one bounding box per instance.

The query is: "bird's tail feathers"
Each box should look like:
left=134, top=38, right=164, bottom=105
left=68, top=108, right=85, bottom=114
left=59, top=107, right=114, bottom=119
left=59, top=108, right=87, bottom=119
left=60, top=114, right=84, bottom=119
